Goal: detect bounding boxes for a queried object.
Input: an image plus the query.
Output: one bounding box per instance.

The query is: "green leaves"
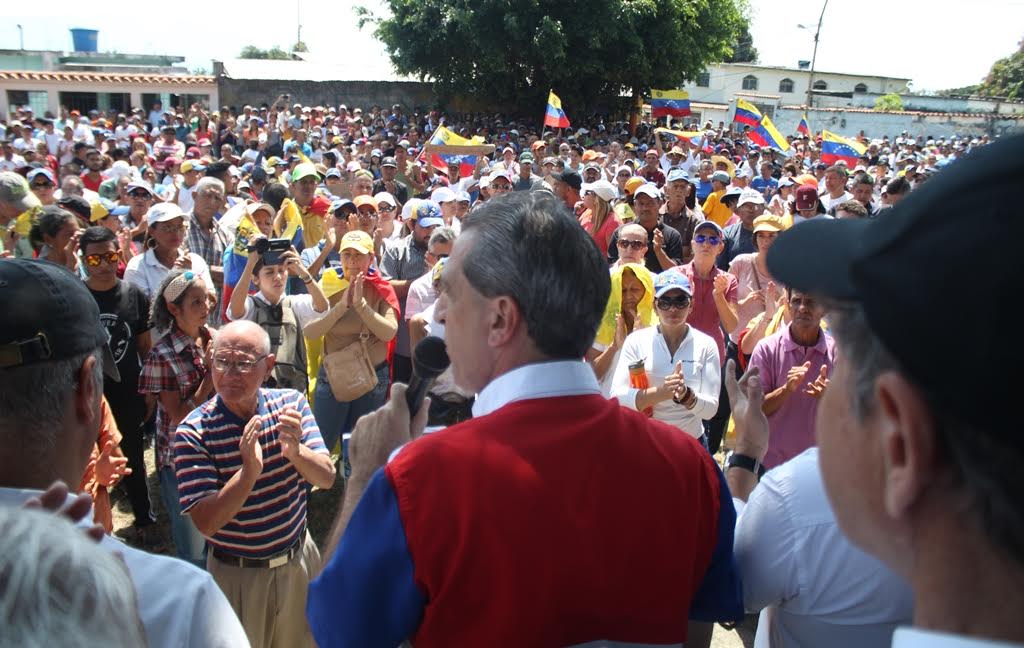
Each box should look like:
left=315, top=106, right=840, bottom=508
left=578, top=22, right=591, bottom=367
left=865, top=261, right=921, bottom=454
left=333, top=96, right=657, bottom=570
left=369, top=0, right=747, bottom=112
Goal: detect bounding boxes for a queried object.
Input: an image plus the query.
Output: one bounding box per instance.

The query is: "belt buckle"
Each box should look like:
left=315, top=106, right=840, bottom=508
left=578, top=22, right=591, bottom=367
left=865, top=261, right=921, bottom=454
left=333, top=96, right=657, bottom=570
left=267, top=551, right=290, bottom=569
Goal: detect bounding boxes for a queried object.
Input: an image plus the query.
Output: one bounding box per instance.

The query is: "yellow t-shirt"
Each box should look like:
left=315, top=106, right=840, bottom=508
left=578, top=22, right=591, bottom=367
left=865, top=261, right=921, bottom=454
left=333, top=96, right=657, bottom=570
left=702, top=190, right=732, bottom=228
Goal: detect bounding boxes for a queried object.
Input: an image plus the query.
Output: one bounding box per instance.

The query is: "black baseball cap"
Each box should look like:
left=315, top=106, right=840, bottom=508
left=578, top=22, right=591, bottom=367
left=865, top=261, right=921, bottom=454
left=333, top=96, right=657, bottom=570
left=556, top=169, right=582, bottom=191
left=766, top=134, right=1023, bottom=426
left=0, top=259, right=120, bottom=381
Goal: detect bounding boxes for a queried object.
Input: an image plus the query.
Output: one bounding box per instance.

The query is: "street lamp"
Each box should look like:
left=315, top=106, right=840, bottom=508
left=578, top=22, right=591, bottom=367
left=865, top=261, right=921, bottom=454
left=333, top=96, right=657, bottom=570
left=798, top=0, right=829, bottom=110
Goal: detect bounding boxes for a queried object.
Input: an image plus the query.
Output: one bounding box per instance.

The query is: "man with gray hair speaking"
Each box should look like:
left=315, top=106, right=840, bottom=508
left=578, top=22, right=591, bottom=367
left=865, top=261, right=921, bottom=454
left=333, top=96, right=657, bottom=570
left=308, top=190, right=743, bottom=647
left=175, top=319, right=335, bottom=648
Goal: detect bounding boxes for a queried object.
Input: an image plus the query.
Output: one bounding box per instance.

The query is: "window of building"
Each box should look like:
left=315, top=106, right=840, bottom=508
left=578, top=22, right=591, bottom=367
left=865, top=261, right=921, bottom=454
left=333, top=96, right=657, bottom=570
left=854, top=83, right=868, bottom=93
left=779, top=78, right=794, bottom=93
left=813, top=80, right=828, bottom=91
left=742, top=75, right=759, bottom=91
left=697, top=72, right=710, bottom=87
left=6, top=90, right=48, bottom=116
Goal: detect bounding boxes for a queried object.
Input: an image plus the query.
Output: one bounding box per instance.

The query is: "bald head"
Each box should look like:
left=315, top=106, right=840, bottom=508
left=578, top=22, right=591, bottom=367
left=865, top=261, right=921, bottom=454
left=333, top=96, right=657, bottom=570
left=620, top=223, right=646, bottom=240
left=214, top=320, right=271, bottom=356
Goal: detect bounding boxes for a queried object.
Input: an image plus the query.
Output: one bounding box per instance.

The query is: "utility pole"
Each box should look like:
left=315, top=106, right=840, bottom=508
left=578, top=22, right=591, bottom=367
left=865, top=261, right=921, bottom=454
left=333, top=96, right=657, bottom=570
left=806, top=0, right=829, bottom=110
left=17, top=24, right=24, bottom=50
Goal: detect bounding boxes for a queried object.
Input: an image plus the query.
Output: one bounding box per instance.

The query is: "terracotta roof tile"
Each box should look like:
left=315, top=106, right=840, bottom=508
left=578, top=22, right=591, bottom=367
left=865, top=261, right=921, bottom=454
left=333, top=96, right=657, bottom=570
left=0, top=70, right=214, bottom=85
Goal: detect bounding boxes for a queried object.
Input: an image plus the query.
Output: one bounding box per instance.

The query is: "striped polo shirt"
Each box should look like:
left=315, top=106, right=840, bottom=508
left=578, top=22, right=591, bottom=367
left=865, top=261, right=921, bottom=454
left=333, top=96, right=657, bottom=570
left=174, top=389, right=329, bottom=559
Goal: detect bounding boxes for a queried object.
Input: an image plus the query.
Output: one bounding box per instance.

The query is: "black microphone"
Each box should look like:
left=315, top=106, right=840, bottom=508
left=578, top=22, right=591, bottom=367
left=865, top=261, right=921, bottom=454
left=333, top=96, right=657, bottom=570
left=405, top=336, right=451, bottom=419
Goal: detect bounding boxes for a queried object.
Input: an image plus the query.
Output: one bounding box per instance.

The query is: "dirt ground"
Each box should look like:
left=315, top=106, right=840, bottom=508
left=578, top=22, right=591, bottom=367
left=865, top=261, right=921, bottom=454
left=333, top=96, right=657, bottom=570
left=110, top=449, right=755, bottom=647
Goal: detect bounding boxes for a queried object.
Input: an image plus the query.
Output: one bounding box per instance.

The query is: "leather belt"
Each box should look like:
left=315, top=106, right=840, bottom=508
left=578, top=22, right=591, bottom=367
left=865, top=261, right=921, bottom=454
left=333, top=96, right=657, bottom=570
left=211, top=528, right=305, bottom=569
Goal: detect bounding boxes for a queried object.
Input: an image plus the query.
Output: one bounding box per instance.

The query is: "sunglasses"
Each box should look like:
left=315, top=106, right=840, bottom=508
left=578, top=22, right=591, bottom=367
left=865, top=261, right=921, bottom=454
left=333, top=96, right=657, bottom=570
left=31, top=181, right=54, bottom=189
left=84, top=251, right=119, bottom=267
left=694, top=234, right=721, bottom=246
left=128, top=191, right=151, bottom=199
left=378, top=204, right=396, bottom=213
left=656, top=295, right=691, bottom=311
left=617, top=239, right=647, bottom=250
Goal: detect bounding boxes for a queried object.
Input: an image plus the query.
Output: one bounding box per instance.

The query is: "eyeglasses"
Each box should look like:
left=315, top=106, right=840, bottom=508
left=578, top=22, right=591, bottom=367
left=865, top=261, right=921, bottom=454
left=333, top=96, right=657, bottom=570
left=617, top=239, right=647, bottom=250
left=656, top=295, right=691, bottom=311
left=84, top=251, right=119, bottom=267
left=617, top=173, right=632, bottom=179
left=378, top=205, right=395, bottom=213
left=212, top=355, right=267, bottom=374
left=357, top=209, right=378, bottom=218
left=128, top=191, right=151, bottom=199
left=694, top=234, right=721, bottom=246
left=334, top=210, right=355, bottom=219
left=157, top=224, right=187, bottom=234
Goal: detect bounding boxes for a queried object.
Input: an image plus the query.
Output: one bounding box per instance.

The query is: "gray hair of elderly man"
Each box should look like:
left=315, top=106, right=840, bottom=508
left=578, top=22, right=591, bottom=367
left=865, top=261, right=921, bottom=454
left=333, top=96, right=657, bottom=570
left=0, top=507, right=146, bottom=648
left=213, top=319, right=272, bottom=357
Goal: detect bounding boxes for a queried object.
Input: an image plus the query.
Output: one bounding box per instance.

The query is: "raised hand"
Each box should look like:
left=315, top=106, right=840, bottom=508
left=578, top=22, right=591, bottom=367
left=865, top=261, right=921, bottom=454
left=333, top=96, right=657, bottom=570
left=804, top=364, right=830, bottom=399
left=95, top=440, right=132, bottom=488
left=239, top=415, right=264, bottom=478
left=653, top=228, right=664, bottom=250
left=724, top=360, right=769, bottom=460
left=713, top=273, right=730, bottom=297
left=785, top=361, right=812, bottom=393
left=277, top=407, right=303, bottom=461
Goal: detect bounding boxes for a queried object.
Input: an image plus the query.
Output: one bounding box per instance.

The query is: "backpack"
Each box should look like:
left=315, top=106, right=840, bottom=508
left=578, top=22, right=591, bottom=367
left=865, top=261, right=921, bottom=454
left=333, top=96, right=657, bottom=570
left=251, top=296, right=309, bottom=393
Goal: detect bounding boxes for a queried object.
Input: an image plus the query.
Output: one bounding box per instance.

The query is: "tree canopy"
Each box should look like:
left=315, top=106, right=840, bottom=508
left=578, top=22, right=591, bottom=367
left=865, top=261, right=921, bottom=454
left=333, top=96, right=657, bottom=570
left=362, top=0, right=749, bottom=113
left=239, top=45, right=295, bottom=60
left=873, top=93, right=904, bottom=112
left=940, top=37, right=1023, bottom=100
left=978, top=38, right=1024, bottom=100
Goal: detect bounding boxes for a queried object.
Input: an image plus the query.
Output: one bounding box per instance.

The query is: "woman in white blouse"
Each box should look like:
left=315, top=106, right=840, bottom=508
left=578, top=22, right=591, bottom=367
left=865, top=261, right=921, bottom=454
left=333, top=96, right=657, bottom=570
left=611, top=268, right=720, bottom=445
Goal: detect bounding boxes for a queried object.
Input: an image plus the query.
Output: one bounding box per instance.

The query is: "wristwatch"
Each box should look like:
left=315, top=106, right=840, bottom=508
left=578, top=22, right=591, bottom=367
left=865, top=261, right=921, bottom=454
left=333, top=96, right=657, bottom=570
left=725, top=451, right=766, bottom=478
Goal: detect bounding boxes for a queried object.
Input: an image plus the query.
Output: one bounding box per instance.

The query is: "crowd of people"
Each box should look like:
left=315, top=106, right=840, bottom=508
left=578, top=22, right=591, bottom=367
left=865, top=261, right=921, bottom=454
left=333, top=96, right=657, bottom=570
left=0, top=92, right=1019, bottom=648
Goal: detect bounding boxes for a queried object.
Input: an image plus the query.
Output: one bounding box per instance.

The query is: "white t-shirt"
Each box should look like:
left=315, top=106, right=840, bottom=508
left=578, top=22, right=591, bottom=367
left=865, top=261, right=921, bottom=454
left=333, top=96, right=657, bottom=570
left=735, top=449, right=913, bottom=648
left=405, top=271, right=436, bottom=321
left=0, top=487, right=249, bottom=648
left=818, top=190, right=853, bottom=212
left=226, top=291, right=321, bottom=328
left=610, top=324, right=720, bottom=438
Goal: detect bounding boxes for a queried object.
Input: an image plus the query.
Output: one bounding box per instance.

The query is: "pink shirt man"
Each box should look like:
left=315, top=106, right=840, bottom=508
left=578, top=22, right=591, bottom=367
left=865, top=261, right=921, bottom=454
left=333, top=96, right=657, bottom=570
left=749, top=324, right=836, bottom=469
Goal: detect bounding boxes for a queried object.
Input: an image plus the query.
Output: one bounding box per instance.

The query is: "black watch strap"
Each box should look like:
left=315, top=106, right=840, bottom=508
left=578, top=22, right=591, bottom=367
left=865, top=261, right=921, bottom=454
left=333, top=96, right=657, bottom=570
left=726, top=452, right=766, bottom=478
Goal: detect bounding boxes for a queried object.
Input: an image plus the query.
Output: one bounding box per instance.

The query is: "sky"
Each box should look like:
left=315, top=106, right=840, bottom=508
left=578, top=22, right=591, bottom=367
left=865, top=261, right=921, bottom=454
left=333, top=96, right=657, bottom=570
left=3, top=0, right=1023, bottom=93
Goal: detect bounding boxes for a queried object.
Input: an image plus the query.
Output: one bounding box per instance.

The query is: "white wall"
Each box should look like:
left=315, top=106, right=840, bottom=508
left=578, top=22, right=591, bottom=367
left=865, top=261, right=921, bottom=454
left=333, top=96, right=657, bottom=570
left=681, top=63, right=909, bottom=106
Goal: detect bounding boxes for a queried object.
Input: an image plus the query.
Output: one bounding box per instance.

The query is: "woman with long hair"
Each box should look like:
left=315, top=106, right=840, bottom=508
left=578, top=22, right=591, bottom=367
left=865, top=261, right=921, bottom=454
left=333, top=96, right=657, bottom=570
left=728, top=214, right=785, bottom=363
left=578, top=180, right=620, bottom=253
left=768, top=177, right=796, bottom=216
left=587, top=263, right=655, bottom=396
left=138, top=268, right=215, bottom=567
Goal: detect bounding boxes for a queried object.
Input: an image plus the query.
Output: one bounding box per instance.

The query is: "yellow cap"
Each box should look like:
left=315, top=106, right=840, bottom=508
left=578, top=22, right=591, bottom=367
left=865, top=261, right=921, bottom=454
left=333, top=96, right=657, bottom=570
left=339, top=230, right=374, bottom=255
left=89, top=200, right=110, bottom=223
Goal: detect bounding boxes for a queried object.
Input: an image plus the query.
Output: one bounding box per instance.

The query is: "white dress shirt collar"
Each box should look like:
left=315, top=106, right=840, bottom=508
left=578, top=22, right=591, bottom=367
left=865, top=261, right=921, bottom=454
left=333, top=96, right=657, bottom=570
left=471, top=360, right=601, bottom=418
left=893, top=627, right=1024, bottom=648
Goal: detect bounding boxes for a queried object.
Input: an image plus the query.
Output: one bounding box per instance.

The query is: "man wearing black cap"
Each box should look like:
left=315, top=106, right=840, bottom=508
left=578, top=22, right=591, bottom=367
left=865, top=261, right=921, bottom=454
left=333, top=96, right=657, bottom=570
left=550, top=168, right=582, bottom=214
left=763, top=135, right=1024, bottom=647
left=0, top=258, right=248, bottom=647
left=373, top=157, right=409, bottom=205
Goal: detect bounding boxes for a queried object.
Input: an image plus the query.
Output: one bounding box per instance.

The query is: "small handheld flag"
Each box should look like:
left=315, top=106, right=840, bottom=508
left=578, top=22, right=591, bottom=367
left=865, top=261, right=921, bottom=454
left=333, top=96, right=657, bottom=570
left=820, top=130, right=867, bottom=166
left=733, top=98, right=762, bottom=127
left=748, top=115, right=790, bottom=152
left=650, top=89, right=691, bottom=119
left=544, top=91, right=571, bottom=129
left=797, top=113, right=810, bottom=136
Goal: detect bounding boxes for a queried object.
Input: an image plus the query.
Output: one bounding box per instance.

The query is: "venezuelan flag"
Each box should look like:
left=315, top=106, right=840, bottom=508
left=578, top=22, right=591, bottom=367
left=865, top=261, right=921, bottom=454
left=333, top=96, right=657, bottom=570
left=820, top=130, right=867, bottom=166
left=797, top=113, right=810, bottom=136
left=654, top=127, right=705, bottom=148
left=733, top=98, right=762, bottom=127
left=650, top=89, right=691, bottom=119
left=425, top=126, right=486, bottom=177
left=544, top=91, right=571, bottom=129
left=748, top=115, right=790, bottom=152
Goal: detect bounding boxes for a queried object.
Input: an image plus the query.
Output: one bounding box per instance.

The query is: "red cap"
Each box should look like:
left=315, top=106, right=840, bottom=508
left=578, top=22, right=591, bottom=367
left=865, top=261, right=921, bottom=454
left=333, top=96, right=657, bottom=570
left=795, top=185, right=820, bottom=211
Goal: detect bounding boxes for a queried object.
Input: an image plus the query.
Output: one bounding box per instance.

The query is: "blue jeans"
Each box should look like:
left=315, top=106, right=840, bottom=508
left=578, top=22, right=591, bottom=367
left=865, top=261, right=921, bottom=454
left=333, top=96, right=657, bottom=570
left=313, top=362, right=390, bottom=467
left=158, top=466, right=207, bottom=569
